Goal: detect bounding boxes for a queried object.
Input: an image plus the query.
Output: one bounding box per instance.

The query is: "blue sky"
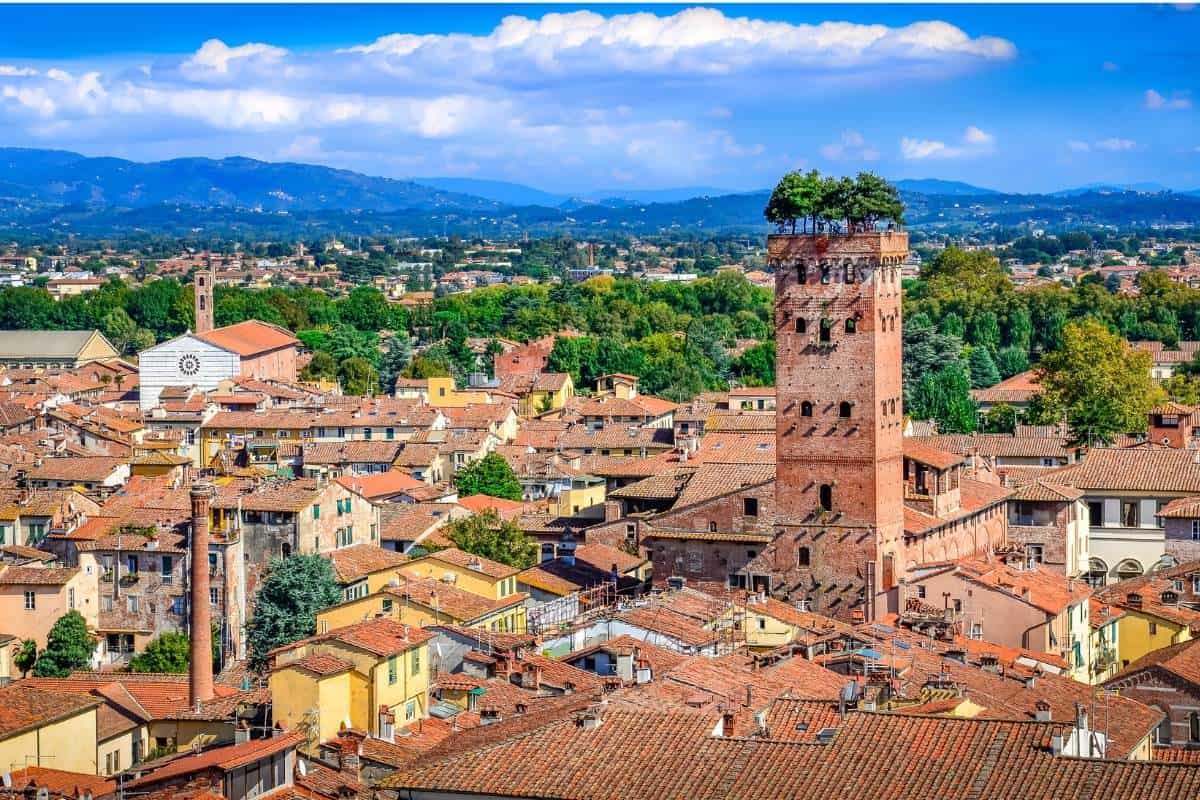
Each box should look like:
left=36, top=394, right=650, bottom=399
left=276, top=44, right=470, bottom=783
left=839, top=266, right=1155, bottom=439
left=0, top=4, right=1196, bottom=194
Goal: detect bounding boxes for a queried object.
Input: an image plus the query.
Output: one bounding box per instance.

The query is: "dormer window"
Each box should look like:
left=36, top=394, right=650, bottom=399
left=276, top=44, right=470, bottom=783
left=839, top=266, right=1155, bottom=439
left=1162, top=590, right=1180, bottom=605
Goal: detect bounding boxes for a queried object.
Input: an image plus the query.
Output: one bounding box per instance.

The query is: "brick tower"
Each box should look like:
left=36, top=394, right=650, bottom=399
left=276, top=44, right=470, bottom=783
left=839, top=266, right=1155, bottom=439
left=189, top=481, right=215, bottom=707
left=194, top=261, right=215, bottom=334
left=769, top=231, right=908, bottom=622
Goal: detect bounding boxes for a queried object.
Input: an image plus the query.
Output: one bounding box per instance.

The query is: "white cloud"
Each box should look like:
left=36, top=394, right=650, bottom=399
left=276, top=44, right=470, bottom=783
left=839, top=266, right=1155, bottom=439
left=900, top=126, right=996, bottom=160
left=1144, top=88, right=1192, bottom=111
left=182, top=39, right=288, bottom=77
left=0, top=8, right=1019, bottom=186
left=820, top=129, right=880, bottom=161
left=1095, top=137, right=1136, bottom=152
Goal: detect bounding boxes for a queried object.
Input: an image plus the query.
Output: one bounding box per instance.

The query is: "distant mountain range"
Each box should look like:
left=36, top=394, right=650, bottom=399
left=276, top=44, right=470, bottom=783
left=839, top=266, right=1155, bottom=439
left=2, top=147, right=1200, bottom=239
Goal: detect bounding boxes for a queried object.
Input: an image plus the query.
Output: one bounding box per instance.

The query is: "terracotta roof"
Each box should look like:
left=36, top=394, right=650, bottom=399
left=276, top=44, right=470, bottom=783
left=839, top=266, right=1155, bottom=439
left=1048, top=447, right=1200, bottom=493
left=334, top=470, right=423, bottom=499
left=326, top=544, right=407, bottom=584
left=29, top=456, right=126, bottom=482
left=301, top=440, right=404, bottom=465
left=456, top=494, right=527, bottom=519
left=970, top=369, right=1042, bottom=402
left=1159, top=495, right=1200, bottom=519
left=18, top=673, right=239, bottom=720
left=9, top=767, right=115, bottom=797
left=0, top=565, right=78, bottom=585
left=1011, top=480, right=1084, bottom=503
left=378, top=577, right=526, bottom=622
left=0, top=684, right=101, bottom=738
left=288, top=652, right=354, bottom=677
left=275, top=618, right=433, bottom=660
left=1096, top=560, right=1200, bottom=627
left=195, top=320, right=298, bottom=357
left=903, top=439, right=964, bottom=470
left=617, top=606, right=718, bottom=647
left=416, top=547, right=518, bottom=580
left=125, top=732, right=304, bottom=789
left=911, top=434, right=1073, bottom=460
left=673, top=463, right=775, bottom=509
left=378, top=503, right=456, bottom=543
left=1110, top=636, right=1200, bottom=687
left=950, top=557, right=1091, bottom=616
left=608, top=469, right=695, bottom=501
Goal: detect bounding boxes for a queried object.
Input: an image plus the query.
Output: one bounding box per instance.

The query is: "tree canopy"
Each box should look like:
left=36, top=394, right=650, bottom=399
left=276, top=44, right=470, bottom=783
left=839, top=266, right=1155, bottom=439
left=454, top=452, right=523, bottom=501
left=445, top=509, right=539, bottom=569
left=764, top=170, right=903, bottom=234
left=247, top=554, right=343, bottom=671
left=130, top=631, right=192, bottom=674
left=34, top=611, right=96, bottom=677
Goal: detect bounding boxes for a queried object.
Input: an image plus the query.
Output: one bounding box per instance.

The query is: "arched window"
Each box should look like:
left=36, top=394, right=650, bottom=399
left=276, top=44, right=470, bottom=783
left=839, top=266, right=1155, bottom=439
left=881, top=401, right=887, bottom=417
left=1085, top=558, right=1108, bottom=589
left=800, top=401, right=814, bottom=417
left=819, top=319, right=832, bottom=343
left=795, top=318, right=807, bottom=334
left=797, top=547, right=811, bottom=567
left=818, top=484, right=833, bottom=512
left=798, top=263, right=808, bottom=282
left=845, top=318, right=857, bottom=334
left=199, top=296, right=206, bottom=311
left=889, top=399, right=897, bottom=415
left=844, top=263, right=855, bottom=284
left=1116, top=559, right=1144, bottom=582
left=280, top=542, right=292, bottom=558
left=821, top=264, right=831, bottom=284
left=839, top=402, right=852, bottom=419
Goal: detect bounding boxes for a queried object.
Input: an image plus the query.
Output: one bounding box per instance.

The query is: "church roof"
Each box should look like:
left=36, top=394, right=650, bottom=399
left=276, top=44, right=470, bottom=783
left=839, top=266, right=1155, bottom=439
left=195, top=320, right=298, bottom=357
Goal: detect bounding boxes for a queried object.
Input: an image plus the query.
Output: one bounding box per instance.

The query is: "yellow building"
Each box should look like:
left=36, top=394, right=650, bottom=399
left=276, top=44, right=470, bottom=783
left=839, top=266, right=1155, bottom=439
left=395, top=376, right=490, bottom=408
left=317, top=575, right=528, bottom=634
left=399, top=547, right=520, bottom=601
left=269, top=618, right=431, bottom=752
left=555, top=475, right=607, bottom=518
left=326, top=542, right=410, bottom=601
left=511, top=373, right=575, bottom=418
left=1097, top=569, right=1200, bottom=670
left=0, top=685, right=100, bottom=775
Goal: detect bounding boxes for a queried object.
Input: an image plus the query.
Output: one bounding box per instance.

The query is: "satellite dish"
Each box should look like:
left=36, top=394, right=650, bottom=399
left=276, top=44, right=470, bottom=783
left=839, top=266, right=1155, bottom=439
left=297, top=759, right=308, bottom=777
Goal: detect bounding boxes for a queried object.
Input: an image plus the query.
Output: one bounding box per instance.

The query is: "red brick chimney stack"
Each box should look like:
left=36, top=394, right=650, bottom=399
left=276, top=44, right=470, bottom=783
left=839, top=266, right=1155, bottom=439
left=190, top=481, right=215, bottom=707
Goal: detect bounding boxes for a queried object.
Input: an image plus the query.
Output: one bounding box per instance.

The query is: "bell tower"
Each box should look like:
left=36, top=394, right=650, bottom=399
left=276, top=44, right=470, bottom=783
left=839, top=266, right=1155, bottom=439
left=769, top=231, right=908, bottom=621
left=195, top=260, right=215, bottom=334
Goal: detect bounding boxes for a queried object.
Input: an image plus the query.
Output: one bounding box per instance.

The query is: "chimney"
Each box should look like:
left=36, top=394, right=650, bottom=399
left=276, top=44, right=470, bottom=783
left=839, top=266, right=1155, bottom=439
left=1050, top=733, right=1064, bottom=756
left=745, top=684, right=753, bottom=707
left=339, top=730, right=364, bottom=779
left=189, top=481, right=215, bottom=707
left=1035, top=701, right=1052, bottom=722
left=721, top=709, right=737, bottom=737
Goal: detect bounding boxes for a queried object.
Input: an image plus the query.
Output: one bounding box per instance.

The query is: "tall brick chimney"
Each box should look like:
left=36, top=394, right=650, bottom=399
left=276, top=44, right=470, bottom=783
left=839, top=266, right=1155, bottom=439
left=190, top=481, right=215, bottom=707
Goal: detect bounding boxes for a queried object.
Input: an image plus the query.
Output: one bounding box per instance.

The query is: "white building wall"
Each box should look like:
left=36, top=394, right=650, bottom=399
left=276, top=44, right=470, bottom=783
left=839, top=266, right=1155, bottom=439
left=138, top=335, right=241, bottom=411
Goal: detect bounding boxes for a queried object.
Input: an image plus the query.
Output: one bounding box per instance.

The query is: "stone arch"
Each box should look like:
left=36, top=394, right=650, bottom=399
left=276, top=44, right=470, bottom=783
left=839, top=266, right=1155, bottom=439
left=1115, top=558, right=1144, bottom=581
left=1086, top=557, right=1108, bottom=588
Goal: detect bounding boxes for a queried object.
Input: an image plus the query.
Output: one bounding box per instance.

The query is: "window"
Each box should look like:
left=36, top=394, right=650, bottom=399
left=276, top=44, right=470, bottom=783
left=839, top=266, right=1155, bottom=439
left=821, top=264, right=831, bottom=284
left=1149, top=622, right=1158, bottom=635
left=797, top=263, right=808, bottom=282
left=917, top=585, right=926, bottom=599
left=102, top=596, right=114, bottom=613
left=388, top=655, right=398, bottom=684
left=709, top=521, right=717, bottom=533
left=210, top=587, right=219, bottom=606
left=758, top=617, right=767, bottom=630
left=406, top=700, right=417, bottom=721
left=160, top=555, right=173, bottom=580
left=838, top=402, right=852, bottom=419
left=364, top=427, right=373, bottom=440
left=743, top=498, right=759, bottom=517
left=126, top=554, right=138, bottom=575
left=1156, top=714, right=1172, bottom=745
left=953, top=598, right=963, bottom=613
left=209, top=552, right=218, bottom=572
left=1027, top=544, right=1044, bottom=564
left=412, top=648, right=421, bottom=676
left=382, top=598, right=394, bottom=613
left=844, top=263, right=856, bottom=284
left=23, top=591, right=34, bottom=610
left=1121, top=501, right=1138, bottom=527
left=171, top=598, right=184, bottom=615
left=969, top=622, right=984, bottom=640
left=313, top=504, right=320, bottom=520
left=844, top=318, right=857, bottom=334
left=68, top=587, right=75, bottom=610
left=819, top=319, right=832, bottom=343
left=1191, top=712, right=1200, bottom=743
left=795, top=318, right=807, bottom=334
left=1088, top=501, right=1103, bottom=526
left=127, top=595, right=139, bottom=613
left=1192, top=520, right=1200, bottom=541
left=797, top=546, right=810, bottom=567
left=800, top=401, right=813, bottom=418
left=818, top=484, right=832, bottom=512
left=386, top=427, right=395, bottom=440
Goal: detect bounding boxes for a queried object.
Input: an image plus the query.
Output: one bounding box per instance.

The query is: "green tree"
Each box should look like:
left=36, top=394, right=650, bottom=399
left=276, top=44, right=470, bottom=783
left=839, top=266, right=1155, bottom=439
left=733, top=341, right=776, bottom=387
left=909, top=363, right=977, bottom=434
left=981, top=403, right=1018, bottom=434
left=336, top=286, right=392, bottom=331
left=247, top=555, right=342, bottom=672
left=13, top=639, right=36, bottom=678
left=454, top=452, right=523, bottom=501
left=0, top=286, right=56, bottom=329
left=1036, top=319, right=1164, bottom=446
left=300, top=350, right=337, bottom=382
left=846, top=171, right=905, bottom=231
left=101, top=308, right=138, bottom=353
left=995, top=345, right=1029, bottom=379
left=378, top=335, right=414, bottom=394
left=967, top=346, right=1001, bottom=389
left=130, top=631, right=191, bottom=674
left=33, top=611, right=96, bottom=677
left=339, top=356, right=377, bottom=396
left=763, top=169, right=821, bottom=233
left=445, top=509, right=538, bottom=569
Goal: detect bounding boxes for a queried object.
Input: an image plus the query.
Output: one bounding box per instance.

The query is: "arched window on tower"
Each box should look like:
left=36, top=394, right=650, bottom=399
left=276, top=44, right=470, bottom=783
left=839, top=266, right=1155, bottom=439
left=844, top=263, right=855, bottom=284
left=838, top=401, right=852, bottom=419
left=818, top=484, right=832, bottom=511
left=819, top=319, right=832, bottom=343
left=199, top=296, right=206, bottom=311
left=797, top=547, right=811, bottom=567
left=800, top=401, right=814, bottom=417
left=795, top=318, right=807, bottom=334
left=821, top=264, right=831, bottom=284
left=889, top=399, right=896, bottom=415
left=845, top=318, right=857, bottom=334
left=798, top=263, right=808, bottom=282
